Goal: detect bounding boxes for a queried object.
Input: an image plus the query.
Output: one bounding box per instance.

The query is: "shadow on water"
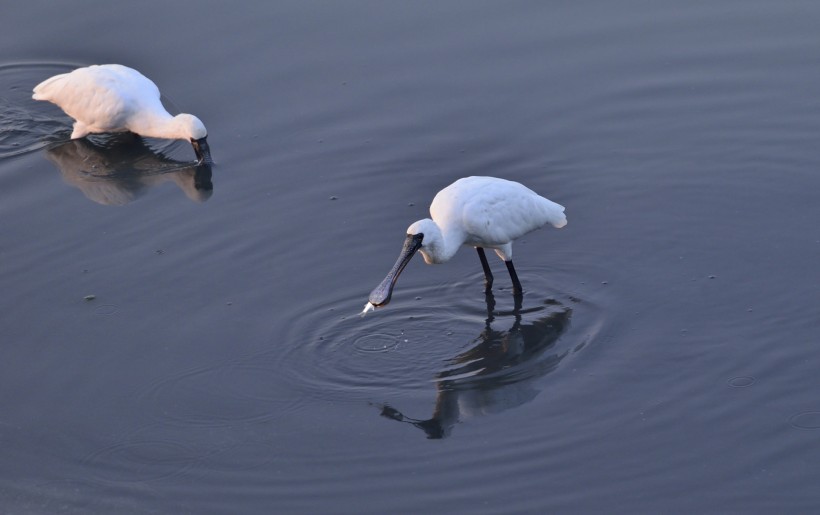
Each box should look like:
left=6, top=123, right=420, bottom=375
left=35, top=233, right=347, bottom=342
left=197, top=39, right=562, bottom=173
left=378, top=291, right=572, bottom=439
left=43, top=134, right=213, bottom=205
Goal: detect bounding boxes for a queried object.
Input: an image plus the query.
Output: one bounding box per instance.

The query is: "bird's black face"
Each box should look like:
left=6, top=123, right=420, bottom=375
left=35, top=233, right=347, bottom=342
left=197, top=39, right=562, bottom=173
left=368, top=233, right=424, bottom=307
left=191, top=137, right=213, bottom=165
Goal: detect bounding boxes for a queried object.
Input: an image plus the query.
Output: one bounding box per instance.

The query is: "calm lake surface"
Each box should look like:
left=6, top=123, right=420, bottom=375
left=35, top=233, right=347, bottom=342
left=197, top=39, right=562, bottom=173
left=2, top=1, right=820, bottom=513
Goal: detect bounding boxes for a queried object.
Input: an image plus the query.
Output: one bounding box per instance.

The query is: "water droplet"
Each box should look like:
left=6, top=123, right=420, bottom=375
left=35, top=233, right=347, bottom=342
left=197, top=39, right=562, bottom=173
left=353, top=333, right=399, bottom=353
left=727, top=376, right=756, bottom=388
left=94, top=304, right=118, bottom=315
left=790, top=411, right=820, bottom=430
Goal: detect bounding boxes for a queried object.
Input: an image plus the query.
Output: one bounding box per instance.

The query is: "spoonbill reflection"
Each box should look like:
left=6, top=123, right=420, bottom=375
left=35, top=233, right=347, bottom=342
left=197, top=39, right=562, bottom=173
left=45, top=135, right=212, bottom=205
left=378, top=291, right=571, bottom=439
left=33, top=64, right=212, bottom=164
left=363, top=176, right=566, bottom=313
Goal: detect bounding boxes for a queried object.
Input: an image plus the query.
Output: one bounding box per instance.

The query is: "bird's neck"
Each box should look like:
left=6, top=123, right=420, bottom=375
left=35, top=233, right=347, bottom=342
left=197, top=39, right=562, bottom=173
left=416, top=220, right=464, bottom=264
left=130, top=112, right=185, bottom=140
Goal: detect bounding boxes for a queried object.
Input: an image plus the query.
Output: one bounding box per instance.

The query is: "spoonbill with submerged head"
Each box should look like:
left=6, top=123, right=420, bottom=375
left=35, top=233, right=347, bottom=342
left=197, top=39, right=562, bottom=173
left=33, top=64, right=212, bottom=164
left=362, top=176, right=567, bottom=314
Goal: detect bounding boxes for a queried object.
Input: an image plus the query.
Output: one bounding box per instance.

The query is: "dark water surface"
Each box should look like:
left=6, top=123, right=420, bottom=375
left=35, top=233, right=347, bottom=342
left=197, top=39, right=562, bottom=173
left=2, top=1, right=820, bottom=513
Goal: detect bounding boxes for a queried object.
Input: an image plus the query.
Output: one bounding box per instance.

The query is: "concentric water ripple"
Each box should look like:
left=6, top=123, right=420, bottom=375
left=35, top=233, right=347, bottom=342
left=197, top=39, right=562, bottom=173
left=789, top=411, right=820, bottom=431
left=137, top=360, right=302, bottom=428
left=267, top=262, right=608, bottom=408
left=79, top=422, right=282, bottom=487
left=0, top=62, right=75, bottom=158
left=81, top=438, right=203, bottom=484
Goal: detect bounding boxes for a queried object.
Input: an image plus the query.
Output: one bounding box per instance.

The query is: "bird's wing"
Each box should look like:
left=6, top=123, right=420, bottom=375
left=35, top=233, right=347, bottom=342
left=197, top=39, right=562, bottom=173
left=32, top=67, right=145, bottom=130
left=105, top=65, right=161, bottom=100
left=461, top=184, right=558, bottom=245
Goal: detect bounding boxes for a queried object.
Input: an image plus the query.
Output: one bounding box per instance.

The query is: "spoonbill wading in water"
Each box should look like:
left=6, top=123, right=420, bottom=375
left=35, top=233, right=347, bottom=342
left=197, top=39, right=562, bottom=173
left=33, top=64, right=213, bottom=164
left=362, top=176, right=567, bottom=314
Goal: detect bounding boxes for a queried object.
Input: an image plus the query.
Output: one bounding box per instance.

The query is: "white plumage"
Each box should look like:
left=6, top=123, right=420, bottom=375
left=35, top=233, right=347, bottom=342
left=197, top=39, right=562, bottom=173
left=32, top=64, right=212, bottom=163
left=364, top=176, right=567, bottom=313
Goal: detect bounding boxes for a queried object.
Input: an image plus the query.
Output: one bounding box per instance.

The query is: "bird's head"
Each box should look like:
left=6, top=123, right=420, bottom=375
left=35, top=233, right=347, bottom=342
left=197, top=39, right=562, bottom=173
left=406, top=218, right=444, bottom=264
left=175, top=114, right=212, bottom=165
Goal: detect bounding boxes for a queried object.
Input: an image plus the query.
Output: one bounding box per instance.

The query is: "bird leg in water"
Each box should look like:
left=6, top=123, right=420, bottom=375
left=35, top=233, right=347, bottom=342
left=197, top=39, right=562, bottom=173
left=484, top=288, right=496, bottom=322
left=505, top=260, right=523, bottom=295
left=512, top=290, right=523, bottom=312
left=476, top=247, right=494, bottom=292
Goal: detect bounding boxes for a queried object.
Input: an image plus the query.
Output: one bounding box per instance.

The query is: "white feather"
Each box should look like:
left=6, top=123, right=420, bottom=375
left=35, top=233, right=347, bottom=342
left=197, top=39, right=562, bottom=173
left=33, top=64, right=206, bottom=142
left=412, top=176, right=566, bottom=262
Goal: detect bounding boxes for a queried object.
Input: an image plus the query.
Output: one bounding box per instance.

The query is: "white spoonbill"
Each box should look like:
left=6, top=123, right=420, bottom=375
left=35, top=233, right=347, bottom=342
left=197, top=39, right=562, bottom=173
left=363, top=176, right=567, bottom=314
left=32, top=64, right=212, bottom=164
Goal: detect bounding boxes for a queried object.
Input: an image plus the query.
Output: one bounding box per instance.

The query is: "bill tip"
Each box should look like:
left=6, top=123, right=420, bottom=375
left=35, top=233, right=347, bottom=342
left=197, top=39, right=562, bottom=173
left=361, top=302, right=376, bottom=316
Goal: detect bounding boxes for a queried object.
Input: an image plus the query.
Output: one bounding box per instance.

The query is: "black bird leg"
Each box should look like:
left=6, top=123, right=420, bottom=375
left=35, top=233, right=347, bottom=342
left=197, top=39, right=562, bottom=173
left=476, top=247, right=494, bottom=292
left=505, top=260, right=523, bottom=295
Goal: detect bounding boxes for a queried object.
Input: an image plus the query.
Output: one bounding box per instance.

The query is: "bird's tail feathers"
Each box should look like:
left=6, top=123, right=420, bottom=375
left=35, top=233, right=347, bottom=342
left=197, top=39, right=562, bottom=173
left=543, top=198, right=567, bottom=228
left=32, top=73, right=69, bottom=101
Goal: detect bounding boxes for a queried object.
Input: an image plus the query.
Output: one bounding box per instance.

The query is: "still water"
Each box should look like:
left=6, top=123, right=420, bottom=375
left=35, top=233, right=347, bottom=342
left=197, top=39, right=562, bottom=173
left=2, top=1, right=819, bottom=513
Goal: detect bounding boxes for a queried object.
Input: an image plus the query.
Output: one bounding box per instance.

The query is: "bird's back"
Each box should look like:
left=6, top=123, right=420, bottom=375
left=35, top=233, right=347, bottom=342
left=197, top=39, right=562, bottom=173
left=432, top=176, right=566, bottom=246
left=32, top=65, right=163, bottom=130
